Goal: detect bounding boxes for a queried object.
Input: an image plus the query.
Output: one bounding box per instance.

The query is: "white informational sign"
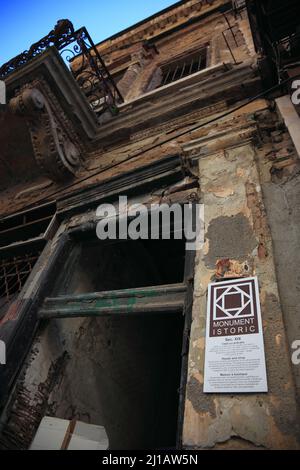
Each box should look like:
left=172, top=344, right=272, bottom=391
left=203, top=276, right=268, bottom=393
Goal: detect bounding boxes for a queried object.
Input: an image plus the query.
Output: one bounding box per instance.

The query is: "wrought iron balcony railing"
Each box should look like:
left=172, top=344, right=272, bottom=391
left=0, top=19, right=124, bottom=116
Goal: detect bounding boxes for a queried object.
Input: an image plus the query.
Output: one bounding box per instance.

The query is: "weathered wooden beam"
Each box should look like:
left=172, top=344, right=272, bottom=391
left=38, top=283, right=186, bottom=319
left=57, top=155, right=183, bottom=219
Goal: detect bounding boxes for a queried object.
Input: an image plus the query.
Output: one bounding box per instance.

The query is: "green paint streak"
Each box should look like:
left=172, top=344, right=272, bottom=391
left=94, top=289, right=157, bottom=311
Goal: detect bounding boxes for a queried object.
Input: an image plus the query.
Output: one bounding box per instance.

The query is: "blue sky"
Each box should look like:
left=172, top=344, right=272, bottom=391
left=0, top=0, right=177, bottom=64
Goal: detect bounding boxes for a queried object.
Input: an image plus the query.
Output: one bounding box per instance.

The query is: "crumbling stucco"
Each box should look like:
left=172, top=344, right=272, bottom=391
left=183, top=138, right=300, bottom=449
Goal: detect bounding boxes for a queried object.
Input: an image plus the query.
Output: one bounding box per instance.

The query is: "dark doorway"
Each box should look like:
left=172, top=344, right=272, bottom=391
left=53, top=237, right=185, bottom=295
left=44, top=236, right=186, bottom=449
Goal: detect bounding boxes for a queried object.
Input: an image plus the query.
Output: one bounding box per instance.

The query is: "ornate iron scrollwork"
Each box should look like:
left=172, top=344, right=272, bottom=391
left=59, top=26, right=124, bottom=115
left=0, top=20, right=74, bottom=78
left=0, top=20, right=123, bottom=116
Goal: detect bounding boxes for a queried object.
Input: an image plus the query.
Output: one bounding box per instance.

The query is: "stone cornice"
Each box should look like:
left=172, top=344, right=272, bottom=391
left=96, top=0, right=229, bottom=55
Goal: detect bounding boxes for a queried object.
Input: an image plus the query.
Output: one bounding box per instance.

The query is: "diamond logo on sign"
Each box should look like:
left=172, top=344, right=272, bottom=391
left=214, top=281, right=254, bottom=320
left=209, top=278, right=259, bottom=337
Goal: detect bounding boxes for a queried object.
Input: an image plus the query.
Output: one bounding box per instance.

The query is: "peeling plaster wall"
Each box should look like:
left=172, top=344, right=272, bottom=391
left=254, top=108, right=300, bottom=406
left=262, top=177, right=300, bottom=404
left=183, top=141, right=300, bottom=449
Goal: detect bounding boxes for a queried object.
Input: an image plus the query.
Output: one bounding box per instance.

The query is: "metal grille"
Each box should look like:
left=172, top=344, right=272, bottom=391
left=277, top=31, right=300, bottom=66
left=0, top=202, right=56, bottom=250
left=75, top=68, right=125, bottom=114
left=160, top=47, right=207, bottom=87
left=0, top=253, right=40, bottom=305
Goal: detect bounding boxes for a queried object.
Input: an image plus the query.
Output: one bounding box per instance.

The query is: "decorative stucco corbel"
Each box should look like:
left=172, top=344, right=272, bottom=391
left=9, top=81, right=83, bottom=182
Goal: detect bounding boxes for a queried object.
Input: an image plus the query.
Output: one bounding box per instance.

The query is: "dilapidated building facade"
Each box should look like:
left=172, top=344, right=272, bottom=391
left=0, top=0, right=300, bottom=450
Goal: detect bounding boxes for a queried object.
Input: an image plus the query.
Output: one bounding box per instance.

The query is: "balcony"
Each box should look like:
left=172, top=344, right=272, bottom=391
left=0, top=19, right=123, bottom=117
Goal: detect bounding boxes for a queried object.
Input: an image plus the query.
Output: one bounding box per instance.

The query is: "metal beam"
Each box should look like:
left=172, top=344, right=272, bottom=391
left=38, top=283, right=186, bottom=319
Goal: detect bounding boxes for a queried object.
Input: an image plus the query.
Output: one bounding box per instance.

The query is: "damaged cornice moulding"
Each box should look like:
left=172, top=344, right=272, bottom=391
left=92, top=62, right=259, bottom=147
left=182, top=122, right=259, bottom=160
